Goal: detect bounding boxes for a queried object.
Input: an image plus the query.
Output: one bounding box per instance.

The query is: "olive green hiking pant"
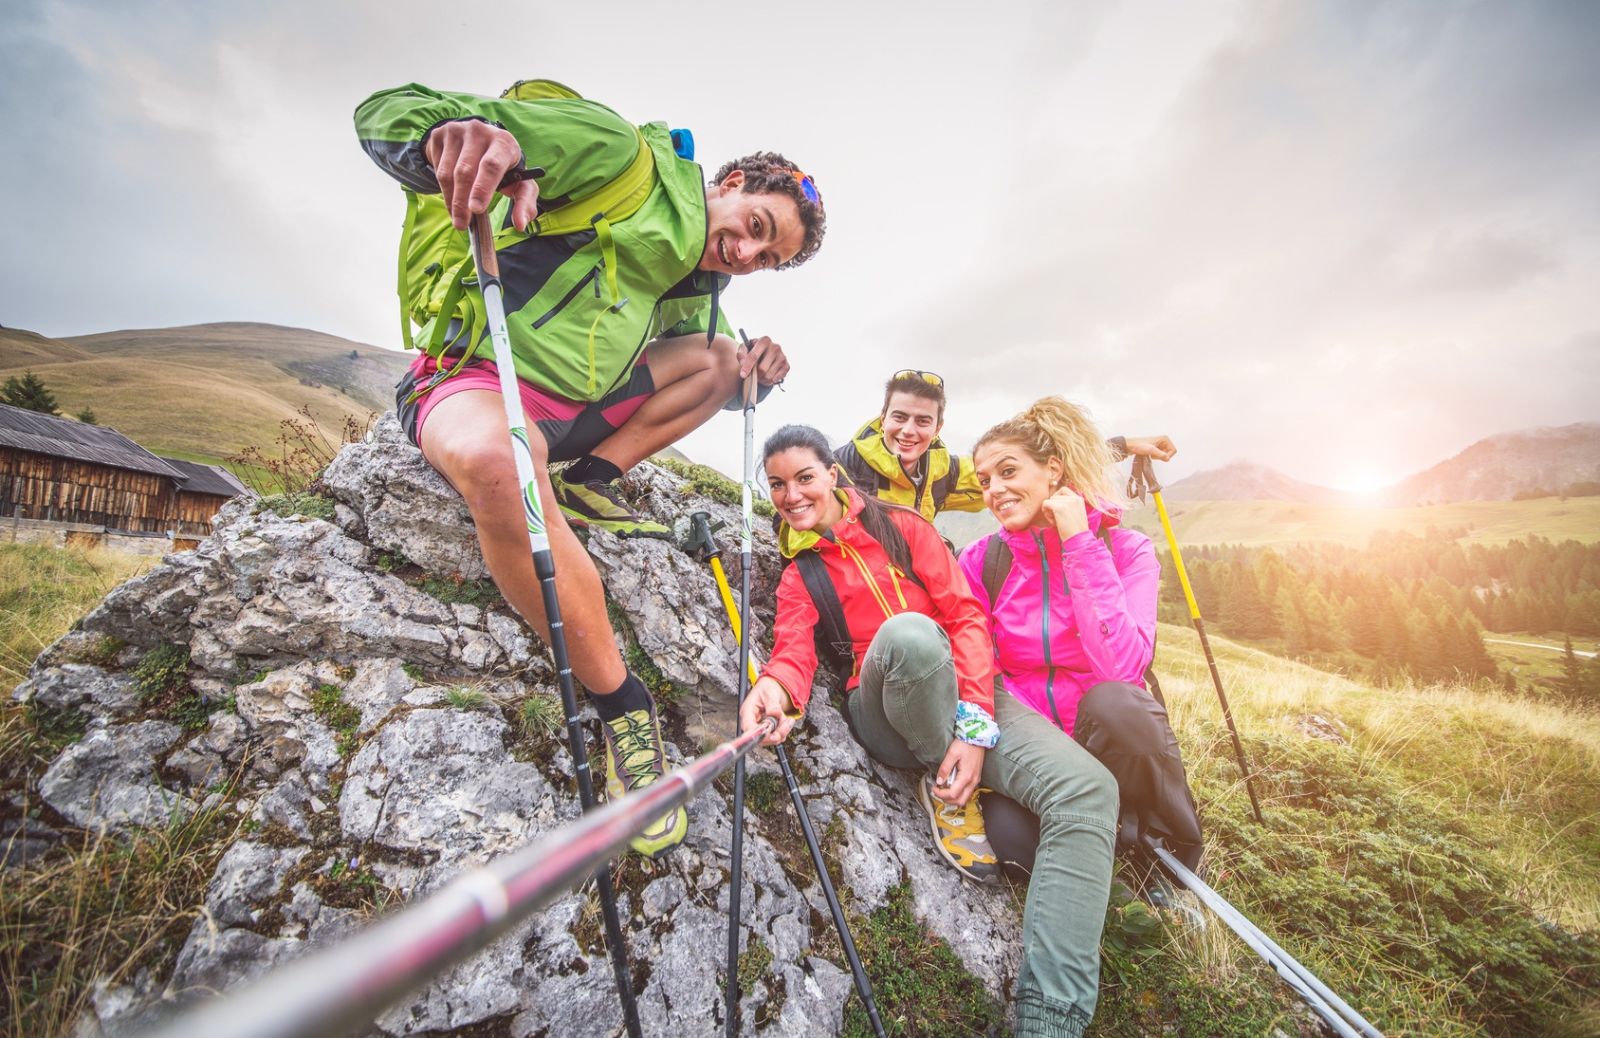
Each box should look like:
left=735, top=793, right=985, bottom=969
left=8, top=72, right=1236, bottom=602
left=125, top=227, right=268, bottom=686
left=847, top=613, right=1118, bottom=1038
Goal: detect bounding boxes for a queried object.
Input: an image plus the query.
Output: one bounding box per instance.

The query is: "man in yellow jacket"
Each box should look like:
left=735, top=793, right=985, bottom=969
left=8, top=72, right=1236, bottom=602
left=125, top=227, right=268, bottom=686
left=834, top=370, right=1176, bottom=522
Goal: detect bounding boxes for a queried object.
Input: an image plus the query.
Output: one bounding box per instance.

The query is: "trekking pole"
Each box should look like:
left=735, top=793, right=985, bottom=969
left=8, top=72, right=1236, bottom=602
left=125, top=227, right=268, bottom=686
left=724, top=331, right=760, bottom=1037
left=677, top=511, right=887, bottom=1038
left=143, top=718, right=776, bottom=1038
left=468, top=214, right=642, bottom=1038
left=1130, top=455, right=1264, bottom=824
left=1146, top=839, right=1384, bottom=1038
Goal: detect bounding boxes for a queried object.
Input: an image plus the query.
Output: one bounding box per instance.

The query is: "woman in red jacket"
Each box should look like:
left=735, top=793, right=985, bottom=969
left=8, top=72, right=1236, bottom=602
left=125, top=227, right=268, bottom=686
left=739, top=424, right=1118, bottom=1038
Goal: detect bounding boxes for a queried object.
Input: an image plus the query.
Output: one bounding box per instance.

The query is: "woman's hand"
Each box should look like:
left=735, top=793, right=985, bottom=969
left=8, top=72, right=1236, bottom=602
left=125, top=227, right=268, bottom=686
left=739, top=677, right=799, bottom=746
left=932, top=740, right=986, bottom=807
left=1041, top=486, right=1090, bottom=539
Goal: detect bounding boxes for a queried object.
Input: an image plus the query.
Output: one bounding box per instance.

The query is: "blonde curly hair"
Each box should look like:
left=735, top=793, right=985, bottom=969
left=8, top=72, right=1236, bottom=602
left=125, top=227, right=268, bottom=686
left=973, top=396, right=1121, bottom=511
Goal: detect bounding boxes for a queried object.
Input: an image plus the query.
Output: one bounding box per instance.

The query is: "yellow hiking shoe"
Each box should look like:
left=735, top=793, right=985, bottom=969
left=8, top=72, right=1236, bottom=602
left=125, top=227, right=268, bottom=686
left=601, top=703, right=688, bottom=858
left=554, top=476, right=672, bottom=539
left=920, top=774, right=1000, bottom=885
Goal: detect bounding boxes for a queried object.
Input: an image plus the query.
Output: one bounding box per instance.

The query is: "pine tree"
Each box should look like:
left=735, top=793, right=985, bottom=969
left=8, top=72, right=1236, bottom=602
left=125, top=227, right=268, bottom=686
left=1560, top=636, right=1584, bottom=699
left=75, top=407, right=97, bottom=425
left=1, top=370, right=61, bottom=415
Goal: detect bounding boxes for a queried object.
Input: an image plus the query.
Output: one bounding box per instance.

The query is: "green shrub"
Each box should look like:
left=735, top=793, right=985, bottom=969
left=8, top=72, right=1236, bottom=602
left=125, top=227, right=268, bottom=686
left=132, top=644, right=189, bottom=706
left=444, top=686, right=487, bottom=710
left=256, top=491, right=336, bottom=521
left=520, top=693, right=563, bottom=738
left=415, top=575, right=502, bottom=608
left=171, top=694, right=220, bottom=732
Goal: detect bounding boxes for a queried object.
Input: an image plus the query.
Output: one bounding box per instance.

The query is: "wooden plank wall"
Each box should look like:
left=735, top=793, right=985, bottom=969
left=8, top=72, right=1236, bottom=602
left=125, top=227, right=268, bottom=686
left=0, top=448, right=233, bottom=536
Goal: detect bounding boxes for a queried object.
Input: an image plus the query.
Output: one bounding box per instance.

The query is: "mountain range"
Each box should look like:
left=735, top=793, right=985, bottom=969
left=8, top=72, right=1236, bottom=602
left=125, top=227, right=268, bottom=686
left=0, top=322, right=410, bottom=465
left=1163, top=422, right=1600, bottom=506
left=2, top=321, right=1595, bottom=508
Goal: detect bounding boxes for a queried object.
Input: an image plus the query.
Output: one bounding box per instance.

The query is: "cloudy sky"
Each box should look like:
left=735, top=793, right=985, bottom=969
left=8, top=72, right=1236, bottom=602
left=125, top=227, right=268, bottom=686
left=3, top=0, right=1596, bottom=489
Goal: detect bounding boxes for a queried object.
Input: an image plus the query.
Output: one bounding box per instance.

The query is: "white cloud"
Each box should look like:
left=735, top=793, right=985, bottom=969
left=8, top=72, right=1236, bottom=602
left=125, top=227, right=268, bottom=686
left=1, top=0, right=1594, bottom=486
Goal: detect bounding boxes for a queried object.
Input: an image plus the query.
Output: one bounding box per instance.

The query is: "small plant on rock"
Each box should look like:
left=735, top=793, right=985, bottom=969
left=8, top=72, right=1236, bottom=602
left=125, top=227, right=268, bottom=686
left=520, top=692, right=563, bottom=738
left=444, top=686, right=488, bottom=710
left=310, top=683, right=362, bottom=758
left=133, top=644, right=190, bottom=707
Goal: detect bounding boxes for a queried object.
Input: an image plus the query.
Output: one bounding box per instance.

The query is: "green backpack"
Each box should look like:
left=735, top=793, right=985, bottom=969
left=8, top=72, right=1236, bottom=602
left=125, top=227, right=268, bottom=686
left=394, top=78, right=659, bottom=388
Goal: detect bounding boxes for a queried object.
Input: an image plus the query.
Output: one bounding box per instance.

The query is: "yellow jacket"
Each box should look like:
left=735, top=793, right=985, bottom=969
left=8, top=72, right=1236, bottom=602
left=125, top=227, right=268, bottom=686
left=833, top=418, right=986, bottom=522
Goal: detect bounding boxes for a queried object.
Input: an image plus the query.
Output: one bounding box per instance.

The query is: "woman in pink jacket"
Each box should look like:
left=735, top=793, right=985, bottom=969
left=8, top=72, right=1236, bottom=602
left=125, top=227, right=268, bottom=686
left=959, top=396, right=1203, bottom=871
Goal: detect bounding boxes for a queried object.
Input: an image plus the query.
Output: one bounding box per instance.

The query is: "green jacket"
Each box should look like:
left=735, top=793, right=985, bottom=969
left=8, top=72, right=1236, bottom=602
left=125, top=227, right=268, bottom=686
left=355, top=83, right=730, bottom=402
left=834, top=418, right=986, bottom=522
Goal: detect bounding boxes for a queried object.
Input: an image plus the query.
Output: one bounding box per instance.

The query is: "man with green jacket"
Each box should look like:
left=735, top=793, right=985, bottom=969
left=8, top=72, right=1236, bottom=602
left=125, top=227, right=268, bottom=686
left=356, top=81, right=825, bottom=857
left=835, top=369, right=1176, bottom=522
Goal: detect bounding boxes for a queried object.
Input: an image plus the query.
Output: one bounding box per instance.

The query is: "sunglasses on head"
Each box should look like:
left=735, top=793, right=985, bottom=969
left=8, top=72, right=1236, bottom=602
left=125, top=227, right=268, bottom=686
left=892, top=368, right=944, bottom=388
left=789, top=169, right=822, bottom=207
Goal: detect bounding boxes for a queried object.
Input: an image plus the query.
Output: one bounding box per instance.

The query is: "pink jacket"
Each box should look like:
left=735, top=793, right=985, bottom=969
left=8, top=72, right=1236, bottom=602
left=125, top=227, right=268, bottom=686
left=958, top=509, right=1159, bottom=737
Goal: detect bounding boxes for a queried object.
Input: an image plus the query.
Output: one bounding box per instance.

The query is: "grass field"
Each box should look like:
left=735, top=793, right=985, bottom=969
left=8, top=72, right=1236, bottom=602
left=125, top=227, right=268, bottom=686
left=1118, top=496, right=1600, bottom=548
left=0, top=543, right=153, bottom=694
left=1116, top=624, right=1600, bottom=1035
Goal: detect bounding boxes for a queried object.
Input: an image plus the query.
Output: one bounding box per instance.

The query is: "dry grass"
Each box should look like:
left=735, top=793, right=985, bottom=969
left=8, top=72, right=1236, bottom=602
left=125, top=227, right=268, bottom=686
left=0, top=783, right=243, bottom=1038
left=0, top=543, right=153, bottom=695
left=1139, top=621, right=1600, bottom=1034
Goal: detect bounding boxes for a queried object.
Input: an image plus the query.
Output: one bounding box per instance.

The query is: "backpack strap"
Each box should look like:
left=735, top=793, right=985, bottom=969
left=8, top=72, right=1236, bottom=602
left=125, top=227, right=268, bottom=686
left=930, top=457, right=963, bottom=512
left=981, top=535, right=1014, bottom=606
left=794, top=549, right=855, bottom=682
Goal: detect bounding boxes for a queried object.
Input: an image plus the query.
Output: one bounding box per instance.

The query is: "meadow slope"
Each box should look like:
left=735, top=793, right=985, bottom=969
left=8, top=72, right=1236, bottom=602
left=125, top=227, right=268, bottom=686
left=0, top=323, right=409, bottom=467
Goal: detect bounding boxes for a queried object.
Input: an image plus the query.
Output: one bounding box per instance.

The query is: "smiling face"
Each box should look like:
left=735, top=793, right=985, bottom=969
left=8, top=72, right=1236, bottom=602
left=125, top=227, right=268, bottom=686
left=699, top=170, right=806, bottom=276
left=765, top=447, right=844, bottom=533
left=973, top=439, right=1063, bottom=532
left=880, top=391, right=943, bottom=471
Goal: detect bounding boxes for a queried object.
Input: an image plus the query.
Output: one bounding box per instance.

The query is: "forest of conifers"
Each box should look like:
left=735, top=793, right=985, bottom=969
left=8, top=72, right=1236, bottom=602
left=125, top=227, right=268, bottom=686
left=1160, top=531, right=1600, bottom=696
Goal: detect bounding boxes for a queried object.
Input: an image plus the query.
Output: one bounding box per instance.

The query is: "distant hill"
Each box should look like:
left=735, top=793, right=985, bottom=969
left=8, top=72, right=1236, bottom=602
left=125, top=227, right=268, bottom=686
left=1161, top=461, right=1349, bottom=504
left=0, top=322, right=410, bottom=466
left=1380, top=422, right=1600, bottom=505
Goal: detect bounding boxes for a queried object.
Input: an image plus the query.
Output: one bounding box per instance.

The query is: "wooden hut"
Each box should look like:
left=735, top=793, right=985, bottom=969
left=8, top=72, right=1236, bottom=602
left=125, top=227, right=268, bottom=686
left=0, top=403, right=245, bottom=537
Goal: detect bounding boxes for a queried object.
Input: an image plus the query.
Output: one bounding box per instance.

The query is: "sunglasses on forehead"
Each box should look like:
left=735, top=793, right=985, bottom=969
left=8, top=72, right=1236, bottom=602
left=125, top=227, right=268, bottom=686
left=892, top=368, right=944, bottom=388
left=789, top=169, right=822, bottom=207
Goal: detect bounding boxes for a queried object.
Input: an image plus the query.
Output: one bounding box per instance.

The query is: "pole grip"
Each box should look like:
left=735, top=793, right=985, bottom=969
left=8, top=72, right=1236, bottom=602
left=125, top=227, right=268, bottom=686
left=470, top=211, right=500, bottom=280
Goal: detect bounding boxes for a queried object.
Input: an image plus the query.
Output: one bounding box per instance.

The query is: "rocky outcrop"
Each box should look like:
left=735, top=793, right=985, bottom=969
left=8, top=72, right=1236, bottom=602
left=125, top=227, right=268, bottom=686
left=9, top=415, right=1023, bottom=1037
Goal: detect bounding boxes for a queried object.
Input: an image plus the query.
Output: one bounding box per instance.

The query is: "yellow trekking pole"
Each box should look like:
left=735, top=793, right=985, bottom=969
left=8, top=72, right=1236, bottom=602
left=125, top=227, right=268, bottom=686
left=1131, top=456, right=1265, bottom=824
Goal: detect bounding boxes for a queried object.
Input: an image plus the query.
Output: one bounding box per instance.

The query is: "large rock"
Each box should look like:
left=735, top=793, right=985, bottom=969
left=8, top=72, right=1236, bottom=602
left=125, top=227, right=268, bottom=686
left=39, top=720, right=192, bottom=831
left=15, top=416, right=1025, bottom=1037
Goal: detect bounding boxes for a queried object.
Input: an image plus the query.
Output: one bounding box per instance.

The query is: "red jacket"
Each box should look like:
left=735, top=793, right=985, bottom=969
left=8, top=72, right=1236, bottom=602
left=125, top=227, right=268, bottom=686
left=761, top=488, right=996, bottom=715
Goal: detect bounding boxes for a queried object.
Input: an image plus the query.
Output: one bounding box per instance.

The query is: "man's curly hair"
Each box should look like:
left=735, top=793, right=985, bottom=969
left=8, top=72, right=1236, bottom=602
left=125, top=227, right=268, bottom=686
left=711, top=152, right=826, bottom=270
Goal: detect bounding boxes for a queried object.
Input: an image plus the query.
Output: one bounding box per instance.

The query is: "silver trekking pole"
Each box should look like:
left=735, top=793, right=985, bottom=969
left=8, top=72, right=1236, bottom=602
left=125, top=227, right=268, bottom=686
left=724, top=331, right=760, bottom=1036
left=143, top=718, right=776, bottom=1038
left=1148, top=840, right=1383, bottom=1038
left=469, top=213, right=642, bottom=1038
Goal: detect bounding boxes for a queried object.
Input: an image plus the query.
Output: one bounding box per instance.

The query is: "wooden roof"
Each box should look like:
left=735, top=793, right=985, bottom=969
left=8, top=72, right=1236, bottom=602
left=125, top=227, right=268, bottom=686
left=0, top=402, right=184, bottom=480
left=158, top=457, right=249, bottom=497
